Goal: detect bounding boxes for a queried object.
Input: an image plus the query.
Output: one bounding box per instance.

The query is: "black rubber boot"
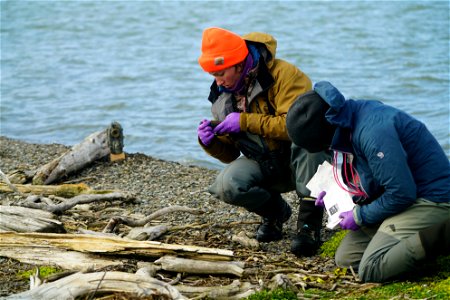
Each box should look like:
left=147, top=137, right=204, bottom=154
left=253, top=195, right=292, bottom=243
left=419, top=219, right=450, bottom=258
left=290, top=198, right=324, bottom=257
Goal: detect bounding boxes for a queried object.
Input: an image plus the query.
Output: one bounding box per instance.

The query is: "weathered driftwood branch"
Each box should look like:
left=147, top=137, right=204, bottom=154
left=349, top=265, right=361, bottom=282
left=0, top=182, right=102, bottom=197
left=267, top=268, right=331, bottom=279
left=20, top=192, right=132, bottom=214
left=0, top=232, right=234, bottom=262
left=0, top=169, right=24, bottom=195
left=0, top=206, right=65, bottom=233
left=136, top=262, right=162, bottom=277
left=155, top=255, right=245, bottom=277
left=125, top=224, right=169, bottom=240
left=5, top=271, right=186, bottom=300
left=32, top=129, right=111, bottom=185
left=103, top=205, right=205, bottom=233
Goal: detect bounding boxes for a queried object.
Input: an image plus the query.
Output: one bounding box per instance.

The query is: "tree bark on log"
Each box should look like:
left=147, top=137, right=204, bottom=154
left=0, top=232, right=235, bottom=262
left=4, top=271, right=186, bottom=300
left=0, top=206, right=65, bottom=233
left=32, top=130, right=111, bottom=185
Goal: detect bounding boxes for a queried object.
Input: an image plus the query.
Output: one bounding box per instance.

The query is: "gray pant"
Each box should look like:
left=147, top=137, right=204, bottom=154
left=335, top=198, right=450, bottom=282
left=208, top=145, right=331, bottom=213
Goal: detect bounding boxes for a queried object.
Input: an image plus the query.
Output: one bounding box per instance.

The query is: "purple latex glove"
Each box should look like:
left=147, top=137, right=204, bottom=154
left=315, top=191, right=327, bottom=208
left=339, top=210, right=359, bottom=231
left=213, top=112, right=241, bottom=135
left=198, top=119, right=215, bottom=146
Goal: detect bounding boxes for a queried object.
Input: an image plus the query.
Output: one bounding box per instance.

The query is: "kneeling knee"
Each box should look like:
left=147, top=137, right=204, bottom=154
left=209, top=180, right=243, bottom=205
left=358, top=261, right=385, bottom=283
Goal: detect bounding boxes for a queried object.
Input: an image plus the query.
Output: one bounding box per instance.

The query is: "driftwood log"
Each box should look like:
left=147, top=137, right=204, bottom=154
left=0, top=244, right=124, bottom=271
left=154, top=255, right=245, bottom=277
left=0, top=232, right=235, bottom=267
left=1, top=123, right=124, bottom=187
left=0, top=206, right=65, bottom=233
left=4, top=270, right=186, bottom=300
left=32, top=127, right=113, bottom=185
left=0, top=182, right=95, bottom=197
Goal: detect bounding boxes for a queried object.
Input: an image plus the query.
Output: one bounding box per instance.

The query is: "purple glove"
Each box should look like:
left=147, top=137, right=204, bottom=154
left=315, top=191, right=326, bottom=208
left=198, top=119, right=215, bottom=146
left=339, top=210, right=359, bottom=231
left=213, top=112, right=241, bottom=135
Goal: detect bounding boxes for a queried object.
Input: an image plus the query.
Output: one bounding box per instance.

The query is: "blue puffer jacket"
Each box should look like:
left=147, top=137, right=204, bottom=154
left=314, top=81, right=450, bottom=225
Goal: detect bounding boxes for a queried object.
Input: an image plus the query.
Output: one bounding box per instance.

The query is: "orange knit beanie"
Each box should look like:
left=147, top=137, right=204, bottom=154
left=198, top=27, right=249, bottom=72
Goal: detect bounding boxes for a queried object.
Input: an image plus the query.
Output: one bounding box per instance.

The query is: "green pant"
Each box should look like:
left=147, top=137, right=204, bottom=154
left=208, top=145, right=331, bottom=217
left=335, top=198, right=450, bottom=282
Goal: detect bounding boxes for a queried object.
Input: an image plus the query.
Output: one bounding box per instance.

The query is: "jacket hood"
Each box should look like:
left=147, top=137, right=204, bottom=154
left=242, top=32, right=277, bottom=68
left=314, top=81, right=353, bottom=129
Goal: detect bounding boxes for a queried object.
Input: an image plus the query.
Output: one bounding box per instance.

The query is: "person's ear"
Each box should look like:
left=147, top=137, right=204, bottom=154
left=235, top=62, right=244, bottom=73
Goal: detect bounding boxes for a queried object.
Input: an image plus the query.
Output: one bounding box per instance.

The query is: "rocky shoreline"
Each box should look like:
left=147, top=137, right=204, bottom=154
left=0, top=136, right=338, bottom=298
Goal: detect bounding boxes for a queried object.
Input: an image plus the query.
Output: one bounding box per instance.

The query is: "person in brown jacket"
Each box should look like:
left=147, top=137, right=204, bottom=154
left=197, top=27, right=331, bottom=256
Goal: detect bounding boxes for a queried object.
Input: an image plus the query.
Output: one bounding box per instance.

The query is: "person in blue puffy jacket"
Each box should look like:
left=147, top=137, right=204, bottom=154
left=285, top=81, right=450, bottom=282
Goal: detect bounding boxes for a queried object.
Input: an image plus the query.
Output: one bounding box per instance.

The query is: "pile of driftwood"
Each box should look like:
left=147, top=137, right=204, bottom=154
left=0, top=125, right=374, bottom=299
left=0, top=124, right=261, bottom=299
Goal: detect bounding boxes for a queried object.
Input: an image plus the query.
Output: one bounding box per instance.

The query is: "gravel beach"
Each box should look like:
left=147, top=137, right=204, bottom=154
left=0, top=136, right=338, bottom=298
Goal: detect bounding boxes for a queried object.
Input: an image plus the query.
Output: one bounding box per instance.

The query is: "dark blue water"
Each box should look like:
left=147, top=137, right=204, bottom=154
left=1, top=1, right=449, bottom=169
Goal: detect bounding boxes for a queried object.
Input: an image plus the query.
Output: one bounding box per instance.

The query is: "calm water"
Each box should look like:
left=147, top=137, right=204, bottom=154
left=1, top=1, right=449, bottom=169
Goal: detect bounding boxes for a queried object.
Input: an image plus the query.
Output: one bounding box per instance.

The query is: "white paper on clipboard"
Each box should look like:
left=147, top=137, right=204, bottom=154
left=306, top=161, right=355, bottom=229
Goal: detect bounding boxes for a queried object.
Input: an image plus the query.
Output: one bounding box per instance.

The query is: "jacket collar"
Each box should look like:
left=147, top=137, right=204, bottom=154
left=331, top=127, right=354, bottom=154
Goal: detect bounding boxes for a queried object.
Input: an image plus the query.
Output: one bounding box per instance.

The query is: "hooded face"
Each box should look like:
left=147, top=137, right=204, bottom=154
left=286, top=91, right=336, bottom=152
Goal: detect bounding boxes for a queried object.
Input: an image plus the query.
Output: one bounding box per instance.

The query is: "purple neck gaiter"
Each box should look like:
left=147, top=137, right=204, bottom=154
left=226, top=53, right=254, bottom=94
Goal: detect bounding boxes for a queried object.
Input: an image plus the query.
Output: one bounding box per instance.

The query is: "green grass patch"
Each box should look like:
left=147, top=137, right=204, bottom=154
left=17, top=266, right=61, bottom=280
left=360, top=276, right=450, bottom=299
left=319, top=229, right=348, bottom=258
left=244, top=288, right=298, bottom=300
